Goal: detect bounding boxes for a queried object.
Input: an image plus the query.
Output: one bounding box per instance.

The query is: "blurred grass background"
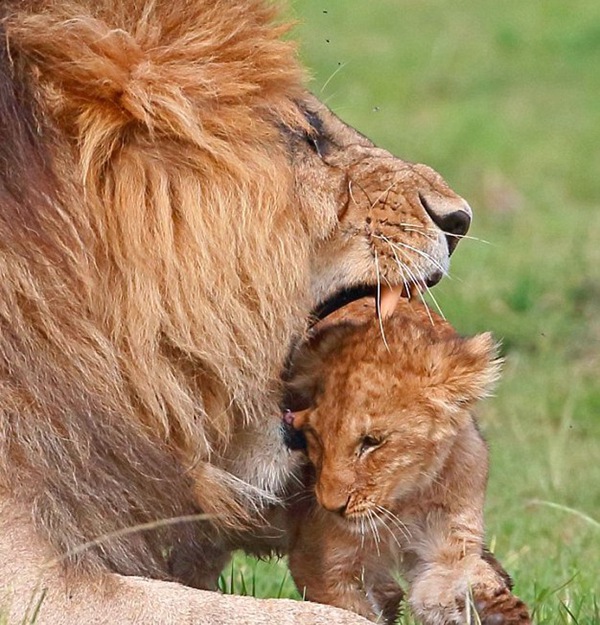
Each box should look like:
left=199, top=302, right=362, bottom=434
left=229, top=1, right=600, bottom=623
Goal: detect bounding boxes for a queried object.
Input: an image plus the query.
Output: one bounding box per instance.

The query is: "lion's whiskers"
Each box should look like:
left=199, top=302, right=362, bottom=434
left=378, top=234, right=412, bottom=307
left=374, top=232, right=449, bottom=281
left=419, top=469, right=450, bottom=494
left=402, top=263, right=437, bottom=324
left=414, top=273, right=446, bottom=322
left=282, top=468, right=306, bottom=490
left=399, top=222, right=491, bottom=246
left=285, top=490, right=314, bottom=504
left=376, top=234, right=447, bottom=321
left=374, top=248, right=391, bottom=351
left=320, top=61, right=349, bottom=95
left=371, top=177, right=402, bottom=209
left=348, top=179, right=359, bottom=208
left=401, top=227, right=440, bottom=245
left=376, top=234, right=444, bottom=323
left=389, top=238, right=449, bottom=280
left=376, top=234, right=436, bottom=325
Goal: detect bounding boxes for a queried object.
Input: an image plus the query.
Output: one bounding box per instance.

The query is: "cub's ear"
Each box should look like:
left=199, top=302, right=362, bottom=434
left=282, top=324, right=350, bottom=413
left=430, top=332, right=502, bottom=409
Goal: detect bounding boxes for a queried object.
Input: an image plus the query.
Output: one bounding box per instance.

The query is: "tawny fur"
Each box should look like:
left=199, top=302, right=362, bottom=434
left=286, top=300, right=531, bottom=625
left=0, top=1, right=473, bottom=622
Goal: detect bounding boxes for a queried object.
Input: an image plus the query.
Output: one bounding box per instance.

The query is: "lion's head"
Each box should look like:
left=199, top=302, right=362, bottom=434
left=290, top=94, right=471, bottom=318
left=0, top=0, right=471, bottom=577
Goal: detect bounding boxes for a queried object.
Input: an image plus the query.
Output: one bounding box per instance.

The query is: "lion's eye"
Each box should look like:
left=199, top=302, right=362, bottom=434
left=303, top=130, right=330, bottom=159
left=306, top=134, right=323, bottom=156
left=301, top=108, right=328, bottom=157
left=359, top=435, right=383, bottom=455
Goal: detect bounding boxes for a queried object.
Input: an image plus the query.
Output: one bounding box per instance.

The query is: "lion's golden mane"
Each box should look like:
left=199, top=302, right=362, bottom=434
left=0, top=0, right=321, bottom=578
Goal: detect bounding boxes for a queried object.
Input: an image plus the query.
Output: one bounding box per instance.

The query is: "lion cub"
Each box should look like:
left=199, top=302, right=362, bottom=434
left=284, top=299, right=530, bottom=625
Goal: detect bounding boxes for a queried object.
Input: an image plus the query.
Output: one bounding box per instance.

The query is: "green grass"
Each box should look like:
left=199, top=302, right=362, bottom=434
left=228, top=1, right=600, bottom=623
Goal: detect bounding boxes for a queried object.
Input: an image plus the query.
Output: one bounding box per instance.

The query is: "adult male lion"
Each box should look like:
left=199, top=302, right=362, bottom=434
left=0, top=1, right=472, bottom=623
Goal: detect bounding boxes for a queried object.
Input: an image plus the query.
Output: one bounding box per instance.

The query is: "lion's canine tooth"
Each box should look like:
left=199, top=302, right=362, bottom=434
left=379, top=285, right=403, bottom=318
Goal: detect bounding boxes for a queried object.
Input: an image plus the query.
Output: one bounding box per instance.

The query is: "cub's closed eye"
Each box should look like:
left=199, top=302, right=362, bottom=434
left=359, top=435, right=383, bottom=454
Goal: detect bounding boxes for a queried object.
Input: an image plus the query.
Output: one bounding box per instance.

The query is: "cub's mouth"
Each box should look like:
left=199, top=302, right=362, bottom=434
left=311, top=272, right=442, bottom=324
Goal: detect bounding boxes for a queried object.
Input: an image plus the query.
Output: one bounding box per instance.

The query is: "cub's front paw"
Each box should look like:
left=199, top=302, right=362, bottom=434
left=475, top=586, right=531, bottom=625
left=408, top=557, right=531, bottom=625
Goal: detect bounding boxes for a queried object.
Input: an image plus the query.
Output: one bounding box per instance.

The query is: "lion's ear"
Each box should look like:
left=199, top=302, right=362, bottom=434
left=10, top=14, right=155, bottom=126
left=9, top=4, right=304, bottom=139
left=429, top=332, right=502, bottom=409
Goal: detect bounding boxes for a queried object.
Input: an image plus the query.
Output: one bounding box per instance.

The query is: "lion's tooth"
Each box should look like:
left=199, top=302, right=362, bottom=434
left=379, top=285, right=403, bottom=318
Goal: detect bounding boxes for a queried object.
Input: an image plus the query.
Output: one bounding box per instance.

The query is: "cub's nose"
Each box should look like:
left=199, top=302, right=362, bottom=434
left=327, top=498, right=349, bottom=516
left=317, top=489, right=350, bottom=516
left=419, top=193, right=472, bottom=255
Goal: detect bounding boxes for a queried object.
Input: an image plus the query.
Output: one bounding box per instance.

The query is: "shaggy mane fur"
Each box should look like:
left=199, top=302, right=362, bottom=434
left=0, top=0, right=314, bottom=577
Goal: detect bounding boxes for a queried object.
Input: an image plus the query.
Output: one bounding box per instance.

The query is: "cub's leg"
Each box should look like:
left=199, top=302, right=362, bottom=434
left=406, top=424, right=531, bottom=625
left=287, top=500, right=402, bottom=624
left=0, top=498, right=371, bottom=625
left=408, top=552, right=530, bottom=625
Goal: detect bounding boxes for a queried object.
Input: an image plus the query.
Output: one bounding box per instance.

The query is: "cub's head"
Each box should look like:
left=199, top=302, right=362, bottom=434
left=287, top=301, right=500, bottom=519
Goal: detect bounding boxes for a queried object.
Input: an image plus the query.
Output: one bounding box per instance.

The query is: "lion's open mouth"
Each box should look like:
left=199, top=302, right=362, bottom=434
left=311, top=273, right=442, bottom=324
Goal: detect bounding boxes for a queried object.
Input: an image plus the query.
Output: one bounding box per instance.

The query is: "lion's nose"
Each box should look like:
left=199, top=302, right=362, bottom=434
left=419, top=193, right=472, bottom=255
